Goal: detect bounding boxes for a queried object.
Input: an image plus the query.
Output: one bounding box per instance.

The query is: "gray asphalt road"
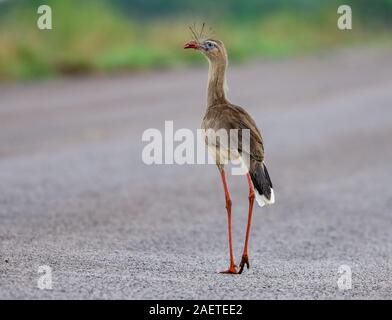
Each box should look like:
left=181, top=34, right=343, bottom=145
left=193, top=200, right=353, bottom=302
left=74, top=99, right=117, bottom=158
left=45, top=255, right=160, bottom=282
left=1, top=48, right=392, bottom=299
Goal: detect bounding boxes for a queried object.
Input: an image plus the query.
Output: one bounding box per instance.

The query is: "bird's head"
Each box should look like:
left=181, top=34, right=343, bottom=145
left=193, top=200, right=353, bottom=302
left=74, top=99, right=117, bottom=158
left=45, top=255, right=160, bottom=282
left=184, top=38, right=227, bottom=63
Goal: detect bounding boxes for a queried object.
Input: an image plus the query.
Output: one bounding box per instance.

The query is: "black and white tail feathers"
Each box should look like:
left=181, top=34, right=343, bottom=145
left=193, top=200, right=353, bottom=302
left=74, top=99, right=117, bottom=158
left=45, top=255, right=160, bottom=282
left=250, top=162, right=275, bottom=207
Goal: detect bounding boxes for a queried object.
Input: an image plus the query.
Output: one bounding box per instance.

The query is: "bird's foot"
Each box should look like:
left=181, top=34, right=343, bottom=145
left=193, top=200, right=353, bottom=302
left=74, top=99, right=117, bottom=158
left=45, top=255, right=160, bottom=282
left=238, top=254, right=250, bottom=274
left=219, top=264, right=238, bottom=274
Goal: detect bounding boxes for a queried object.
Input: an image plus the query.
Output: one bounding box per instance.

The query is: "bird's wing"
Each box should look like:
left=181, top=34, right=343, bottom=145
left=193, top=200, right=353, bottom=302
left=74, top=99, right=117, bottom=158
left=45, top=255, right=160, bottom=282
left=202, top=103, right=265, bottom=168
left=224, top=104, right=264, bottom=164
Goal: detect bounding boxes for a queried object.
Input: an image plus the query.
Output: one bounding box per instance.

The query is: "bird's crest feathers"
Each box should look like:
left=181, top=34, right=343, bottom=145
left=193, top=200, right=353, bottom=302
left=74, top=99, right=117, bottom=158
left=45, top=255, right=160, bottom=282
left=188, top=22, right=214, bottom=44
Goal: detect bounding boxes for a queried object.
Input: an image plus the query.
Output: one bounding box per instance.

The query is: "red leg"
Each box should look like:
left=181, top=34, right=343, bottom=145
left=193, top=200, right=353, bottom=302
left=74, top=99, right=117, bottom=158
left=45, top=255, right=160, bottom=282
left=219, top=169, right=237, bottom=274
left=238, top=173, right=255, bottom=274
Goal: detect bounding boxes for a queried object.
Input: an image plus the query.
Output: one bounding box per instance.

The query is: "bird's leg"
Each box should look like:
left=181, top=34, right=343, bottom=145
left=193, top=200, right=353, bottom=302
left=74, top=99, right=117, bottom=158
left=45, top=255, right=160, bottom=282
left=219, top=169, right=238, bottom=274
left=238, top=173, right=255, bottom=274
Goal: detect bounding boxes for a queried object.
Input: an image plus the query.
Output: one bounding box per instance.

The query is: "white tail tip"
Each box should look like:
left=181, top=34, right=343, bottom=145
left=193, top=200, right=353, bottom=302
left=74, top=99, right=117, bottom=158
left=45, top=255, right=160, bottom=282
left=255, top=188, right=275, bottom=207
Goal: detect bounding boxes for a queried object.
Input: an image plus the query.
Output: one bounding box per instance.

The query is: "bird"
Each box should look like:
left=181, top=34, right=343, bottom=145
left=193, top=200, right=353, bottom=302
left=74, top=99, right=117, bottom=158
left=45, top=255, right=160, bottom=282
left=184, top=26, right=275, bottom=274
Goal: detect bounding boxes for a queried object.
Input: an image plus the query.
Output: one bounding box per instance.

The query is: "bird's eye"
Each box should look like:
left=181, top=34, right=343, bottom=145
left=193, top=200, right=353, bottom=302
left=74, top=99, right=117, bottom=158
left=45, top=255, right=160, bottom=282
left=205, top=42, right=215, bottom=50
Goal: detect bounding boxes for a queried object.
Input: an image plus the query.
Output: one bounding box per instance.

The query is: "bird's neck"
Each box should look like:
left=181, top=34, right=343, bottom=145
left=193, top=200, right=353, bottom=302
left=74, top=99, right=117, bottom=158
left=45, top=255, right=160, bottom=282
left=207, top=59, right=228, bottom=107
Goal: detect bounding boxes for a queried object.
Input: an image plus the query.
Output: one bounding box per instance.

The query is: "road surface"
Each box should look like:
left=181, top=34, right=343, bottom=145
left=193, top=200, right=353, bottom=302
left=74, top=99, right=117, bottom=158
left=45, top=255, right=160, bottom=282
left=1, top=47, right=392, bottom=299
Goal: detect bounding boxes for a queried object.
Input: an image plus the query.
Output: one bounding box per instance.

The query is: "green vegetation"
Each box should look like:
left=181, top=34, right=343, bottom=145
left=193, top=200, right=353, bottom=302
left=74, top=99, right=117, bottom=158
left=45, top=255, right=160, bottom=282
left=0, top=0, right=390, bottom=80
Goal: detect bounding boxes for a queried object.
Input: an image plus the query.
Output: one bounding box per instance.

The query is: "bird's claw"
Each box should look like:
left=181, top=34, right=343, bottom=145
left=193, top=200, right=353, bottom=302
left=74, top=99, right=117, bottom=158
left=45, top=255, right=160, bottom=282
left=219, top=264, right=238, bottom=274
left=238, top=255, right=249, bottom=274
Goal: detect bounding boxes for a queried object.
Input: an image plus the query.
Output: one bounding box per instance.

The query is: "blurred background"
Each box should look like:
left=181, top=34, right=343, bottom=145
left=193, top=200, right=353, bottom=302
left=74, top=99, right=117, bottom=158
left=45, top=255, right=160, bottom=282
left=0, top=0, right=391, bottom=80
left=1, top=1, right=392, bottom=299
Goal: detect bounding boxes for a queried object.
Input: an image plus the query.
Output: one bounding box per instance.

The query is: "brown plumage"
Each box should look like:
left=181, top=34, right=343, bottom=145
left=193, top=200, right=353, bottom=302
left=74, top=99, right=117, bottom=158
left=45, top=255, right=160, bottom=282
left=184, top=34, right=274, bottom=274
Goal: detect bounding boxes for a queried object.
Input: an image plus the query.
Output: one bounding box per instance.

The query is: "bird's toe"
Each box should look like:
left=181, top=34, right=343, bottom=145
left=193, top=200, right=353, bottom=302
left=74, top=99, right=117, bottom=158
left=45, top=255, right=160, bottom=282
left=238, top=255, right=250, bottom=274
left=219, top=265, right=238, bottom=274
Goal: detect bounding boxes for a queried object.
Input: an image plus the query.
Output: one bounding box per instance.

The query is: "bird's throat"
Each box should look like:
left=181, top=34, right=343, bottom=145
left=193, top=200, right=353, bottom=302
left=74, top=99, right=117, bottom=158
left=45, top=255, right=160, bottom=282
left=207, top=60, right=228, bottom=107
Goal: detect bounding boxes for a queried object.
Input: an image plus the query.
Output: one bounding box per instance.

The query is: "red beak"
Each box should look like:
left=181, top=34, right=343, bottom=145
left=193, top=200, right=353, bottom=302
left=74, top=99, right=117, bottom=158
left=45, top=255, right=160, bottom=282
left=184, top=40, right=199, bottom=49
